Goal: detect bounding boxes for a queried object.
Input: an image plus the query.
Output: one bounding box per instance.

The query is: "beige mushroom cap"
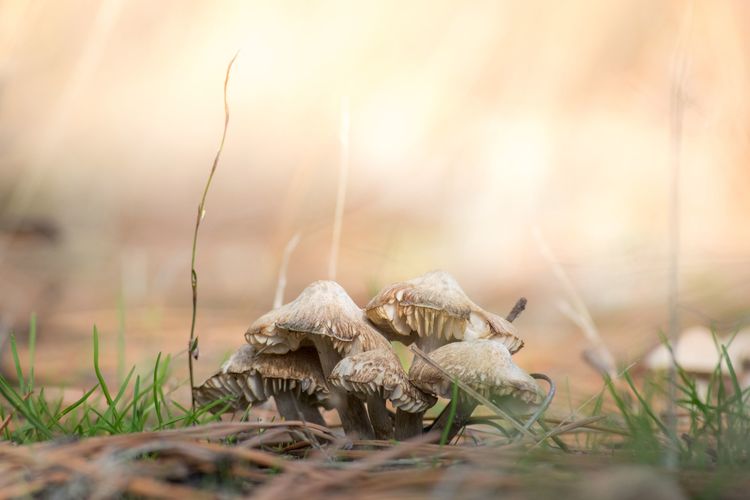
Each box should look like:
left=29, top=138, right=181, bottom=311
left=409, top=339, right=542, bottom=408
left=328, top=349, right=437, bottom=413
left=245, top=280, right=390, bottom=355
left=193, top=345, right=331, bottom=412
left=365, top=271, right=524, bottom=353
left=645, top=326, right=728, bottom=375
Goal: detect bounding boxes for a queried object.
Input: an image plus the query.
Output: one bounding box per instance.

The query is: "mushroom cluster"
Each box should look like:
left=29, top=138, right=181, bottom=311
left=194, top=271, right=546, bottom=441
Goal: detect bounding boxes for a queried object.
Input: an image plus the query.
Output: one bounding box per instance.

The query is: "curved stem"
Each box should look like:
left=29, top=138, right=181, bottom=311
left=522, top=373, right=555, bottom=431
left=464, top=417, right=512, bottom=438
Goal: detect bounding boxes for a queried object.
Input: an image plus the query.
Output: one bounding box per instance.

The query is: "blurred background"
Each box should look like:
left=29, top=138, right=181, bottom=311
left=1, top=0, right=749, bottom=402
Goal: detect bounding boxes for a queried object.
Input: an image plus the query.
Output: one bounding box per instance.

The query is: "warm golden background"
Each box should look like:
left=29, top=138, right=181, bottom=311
left=1, top=1, right=749, bottom=402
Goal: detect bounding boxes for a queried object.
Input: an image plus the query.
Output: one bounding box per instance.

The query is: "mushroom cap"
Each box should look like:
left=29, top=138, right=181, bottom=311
left=245, top=280, right=390, bottom=355
left=645, top=326, right=728, bottom=375
left=328, top=348, right=437, bottom=413
left=726, top=328, right=750, bottom=367
left=365, top=271, right=524, bottom=353
left=193, top=345, right=331, bottom=412
left=408, top=339, right=542, bottom=409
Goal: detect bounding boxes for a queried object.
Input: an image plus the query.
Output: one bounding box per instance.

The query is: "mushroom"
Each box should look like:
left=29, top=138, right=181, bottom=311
left=193, top=345, right=331, bottom=425
left=328, top=348, right=437, bottom=439
left=365, top=270, right=524, bottom=354
left=245, top=280, right=393, bottom=439
left=408, top=339, right=543, bottom=442
left=644, top=326, right=734, bottom=398
left=646, top=326, right=750, bottom=395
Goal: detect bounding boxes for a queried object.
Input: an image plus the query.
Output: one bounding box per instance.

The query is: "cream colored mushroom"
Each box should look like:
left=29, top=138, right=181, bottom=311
left=193, top=345, right=331, bottom=425
left=329, top=348, right=436, bottom=439
left=244, top=280, right=392, bottom=439
left=407, top=339, right=542, bottom=442
left=365, top=271, right=524, bottom=354
left=646, top=326, right=750, bottom=396
left=645, top=326, right=727, bottom=375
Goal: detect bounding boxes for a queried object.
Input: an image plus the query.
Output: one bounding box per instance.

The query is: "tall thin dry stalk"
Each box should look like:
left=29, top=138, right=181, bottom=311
left=532, top=226, right=616, bottom=378
left=666, top=5, right=692, bottom=469
left=273, top=232, right=301, bottom=309
left=327, top=96, right=350, bottom=281
left=188, top=53, right=238, bottom=410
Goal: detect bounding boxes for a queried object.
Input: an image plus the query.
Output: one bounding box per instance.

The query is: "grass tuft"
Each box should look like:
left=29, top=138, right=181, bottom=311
left=0, top=323, right=223, bottom=444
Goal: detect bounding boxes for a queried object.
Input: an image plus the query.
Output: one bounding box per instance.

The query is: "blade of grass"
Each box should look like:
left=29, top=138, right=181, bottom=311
left=28, top=313, right=36, bottom=392
left=721, top=345, right=743, bottom=411
left=153, top=352, right=164, bottom=427
left=92, top=326, right=114, bottom=407
left=624, top=371, right=678, bottom=445
left=9, top=334, right=25, bottom=394
left=117, top=293, right=126, bottom=385
left=0, top=375, right=52, bottom=439
left=439, top=381, right=459, bottom=446
left=57, top=383, right=99, bottom=419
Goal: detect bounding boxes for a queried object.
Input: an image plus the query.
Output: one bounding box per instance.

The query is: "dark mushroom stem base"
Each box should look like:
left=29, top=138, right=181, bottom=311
left=395, top=409, right=423, bottom=440
left=367, top=396, right=394, bottom=440
left=273, top=391, right=326, bottom=427
left=314, top=340, right=375, bottom=439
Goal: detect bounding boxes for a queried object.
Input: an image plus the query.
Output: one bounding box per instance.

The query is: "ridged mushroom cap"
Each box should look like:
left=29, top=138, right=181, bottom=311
left=245, top=280, right=390, bottom=355
left=409, top=340, right=542, bottom=410
left=193, top=345, right=331, bottom=412
left=365, top=271, right=524, bottom=354
left=328, top=348, right=437, bottom=413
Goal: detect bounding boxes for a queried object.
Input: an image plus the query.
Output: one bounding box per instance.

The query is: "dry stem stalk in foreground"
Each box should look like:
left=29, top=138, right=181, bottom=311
left=532, top=226, right=616, bottom=379
left=666, top=4, right=692, bottom=470
left=327, top=96, right=350, bottom=281
left=273, top=232, right=302, bottom=309
left=188, top=53, right=239, bottom=410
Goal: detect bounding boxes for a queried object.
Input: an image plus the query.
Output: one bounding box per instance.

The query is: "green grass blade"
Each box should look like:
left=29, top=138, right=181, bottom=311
left=9, top=334, right=25, bottom=394
left=117, top=294, right=126, bottom=385
left=721, top=345, right=743, bottom=411
left=28, top=313, right=37, bottom=392
left=624, top=372, right=679, bottom=447
left=439, top=380, right=459, bottom=446
left=153, top=352, right=164, bottom=427
left=0, top=375, right=53, bottom=439
left=57, top=384, right=99, bottom=419
left=92, top=326, right=114, bottom=407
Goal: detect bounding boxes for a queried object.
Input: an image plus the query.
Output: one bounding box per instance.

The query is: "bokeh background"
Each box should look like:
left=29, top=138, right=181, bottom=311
left=1, top=0, right=749, bottom=403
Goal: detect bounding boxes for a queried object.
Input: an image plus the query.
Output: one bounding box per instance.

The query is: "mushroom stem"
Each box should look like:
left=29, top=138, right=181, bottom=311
left=366, top=395, right=394, bottom=440
left=273, top=391, right=326, bottom=427
left=395, top=410, right=423, bottom=441
left=315, top=341, right=375, bottom=439
left=393, top=332, right=448, bottom=440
